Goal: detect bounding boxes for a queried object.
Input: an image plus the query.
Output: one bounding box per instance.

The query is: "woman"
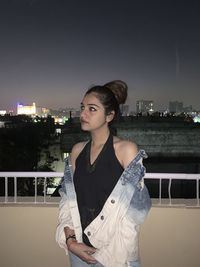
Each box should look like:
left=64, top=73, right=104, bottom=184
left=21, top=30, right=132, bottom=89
left=56, top=80, right=151, bottom=267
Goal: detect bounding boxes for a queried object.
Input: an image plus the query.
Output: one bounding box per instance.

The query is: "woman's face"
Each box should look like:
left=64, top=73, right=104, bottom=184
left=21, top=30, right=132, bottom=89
left=80, top=93, right=110, bottom=132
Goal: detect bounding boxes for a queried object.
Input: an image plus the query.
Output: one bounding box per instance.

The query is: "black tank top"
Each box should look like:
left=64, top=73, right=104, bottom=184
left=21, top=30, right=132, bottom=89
left=73, top=134, right=124, bottom=246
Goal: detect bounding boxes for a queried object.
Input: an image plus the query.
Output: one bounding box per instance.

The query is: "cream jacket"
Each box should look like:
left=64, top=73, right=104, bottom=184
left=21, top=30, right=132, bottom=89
left=55, top=150, right=151, bottom=267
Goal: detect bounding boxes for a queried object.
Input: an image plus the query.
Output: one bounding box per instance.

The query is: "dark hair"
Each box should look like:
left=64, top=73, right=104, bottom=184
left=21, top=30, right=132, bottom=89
left=85, top=80, right=128, bottom=118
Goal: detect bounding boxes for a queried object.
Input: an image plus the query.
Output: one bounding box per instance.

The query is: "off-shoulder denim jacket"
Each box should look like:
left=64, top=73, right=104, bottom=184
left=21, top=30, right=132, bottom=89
left=56, top=150, right=151, bottom=267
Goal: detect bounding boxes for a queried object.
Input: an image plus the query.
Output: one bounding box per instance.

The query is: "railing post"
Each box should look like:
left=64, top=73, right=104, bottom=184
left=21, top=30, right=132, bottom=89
left=44, top=177, right=47, bottom=203
left=159, top=178, right=162, bottom=205
left=197, top=179, right=199, bottom=206
left=5, top=177, right=8, bottom=203
left=168, top=179, right=172, bottom=206
left=14, top=177, right=17, bottom=203
left=35, top=177, right=37, bottom=204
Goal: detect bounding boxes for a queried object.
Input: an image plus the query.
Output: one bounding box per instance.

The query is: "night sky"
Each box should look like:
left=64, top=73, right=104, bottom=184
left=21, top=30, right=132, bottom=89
left=0, top=0, right=200, bottom=112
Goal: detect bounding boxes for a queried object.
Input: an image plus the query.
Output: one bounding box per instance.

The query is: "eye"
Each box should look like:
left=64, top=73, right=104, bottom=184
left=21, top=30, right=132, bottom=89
left=80, top=105, right=85, bottom=111
left=89, top=106, right=97, bottom=112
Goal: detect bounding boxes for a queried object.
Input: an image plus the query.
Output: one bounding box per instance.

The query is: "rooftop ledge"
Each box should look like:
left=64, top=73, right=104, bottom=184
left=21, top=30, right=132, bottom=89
left=1, top=204, right=200, bottom=267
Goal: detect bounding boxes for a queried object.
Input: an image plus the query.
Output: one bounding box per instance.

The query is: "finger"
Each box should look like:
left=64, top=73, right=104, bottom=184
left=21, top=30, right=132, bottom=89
left=87, top=255, right=97, bottom=262
left=84, top=244, right=96, bottom=250
left=83, top=249, right=95, bottom=255
left=86, top=248, right=96, bottom=254
left=87, top=250, right=95, bottom=255
left=83, top=252, right=95, bottom=259
left=83, top=253, right=97, bottom=262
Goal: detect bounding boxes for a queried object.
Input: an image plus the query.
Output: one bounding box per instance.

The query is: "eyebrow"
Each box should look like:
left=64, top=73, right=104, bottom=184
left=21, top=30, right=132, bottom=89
left=80, top=102, right=101, bottom=108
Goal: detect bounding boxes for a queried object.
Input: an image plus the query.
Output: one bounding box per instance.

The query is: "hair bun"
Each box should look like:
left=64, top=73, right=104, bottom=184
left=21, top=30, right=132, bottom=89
left=104, top=80, right=128, bottom=104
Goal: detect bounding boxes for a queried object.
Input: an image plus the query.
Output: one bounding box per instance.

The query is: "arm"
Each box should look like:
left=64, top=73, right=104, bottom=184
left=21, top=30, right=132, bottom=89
left=116, top=139, right=138, bottom=169
left=55, top=190, right=74, bottom=252
left=56, top=143, right=97, bottom=263
left=56, top=141, right=85, bottom=250
left=56, top=179, right=97, bottom=264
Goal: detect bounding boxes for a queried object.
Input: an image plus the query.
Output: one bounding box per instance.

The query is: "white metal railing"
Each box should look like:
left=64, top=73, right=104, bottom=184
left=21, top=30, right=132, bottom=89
left=0, top=172, right=63, bottom=204
left=0, top=172, right=199, bottom=207
left=145, top=173, right=200, bottom=207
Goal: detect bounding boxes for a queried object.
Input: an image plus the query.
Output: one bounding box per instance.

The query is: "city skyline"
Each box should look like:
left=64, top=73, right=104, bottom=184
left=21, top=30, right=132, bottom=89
left=0, top=0, right=200, bottom=111
left=2, top=98, right=196, bottom=114
left=10, top=99, right=196, bottom=115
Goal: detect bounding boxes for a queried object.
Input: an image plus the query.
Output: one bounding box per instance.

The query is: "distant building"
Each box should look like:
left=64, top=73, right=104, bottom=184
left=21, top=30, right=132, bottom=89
left=0, top=116, right=12, bottom=128
left=120, top=104, right=129, bottom=116
left=50, top=108, right=78, bottom=118
left=17, top=102, right=49, bottom=117
left=49, top=108, right=80, bottom=125
left=75, top=110, right=80, bottom=117
left=169, top=101, right=183, bottom=113
left=17, top=102, right=36, bottom=115
left=0, top=121, right=5, bottom=128
left=36, top=107, right=50, bottom=117
left=0, top=110, right=6, bottom=115
left=183, top=105, right=193, bottom=113
left=136, top=100, right=154, bottom=114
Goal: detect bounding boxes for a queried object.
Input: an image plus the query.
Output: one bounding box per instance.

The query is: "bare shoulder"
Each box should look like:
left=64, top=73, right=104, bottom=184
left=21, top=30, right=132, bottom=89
left=113, top=137, right=138, bottom=169
left=70, top=141, right=88, bottom=171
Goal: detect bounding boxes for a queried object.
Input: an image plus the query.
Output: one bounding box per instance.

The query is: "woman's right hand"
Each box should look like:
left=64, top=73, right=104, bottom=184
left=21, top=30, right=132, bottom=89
left=68, top=240, right=97, bottom=264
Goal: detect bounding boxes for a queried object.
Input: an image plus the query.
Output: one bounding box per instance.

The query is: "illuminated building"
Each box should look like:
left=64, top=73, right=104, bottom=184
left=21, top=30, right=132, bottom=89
left=0, top=110, right=6, bottom=115
left=17, top=102, right=50, bottom=117
left=54, top=116, right=68, bottom=125
left=136, top=100, right=154, bottom=114
left=17, top=102, right=36, bottom=115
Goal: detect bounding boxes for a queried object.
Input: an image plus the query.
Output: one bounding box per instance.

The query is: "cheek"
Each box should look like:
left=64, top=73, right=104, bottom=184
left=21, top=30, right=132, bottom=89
left=97, top=114, right=107, bottom=124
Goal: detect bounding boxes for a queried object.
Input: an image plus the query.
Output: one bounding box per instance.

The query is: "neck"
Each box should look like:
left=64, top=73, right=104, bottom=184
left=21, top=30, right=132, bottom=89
left=90, top=127, right=110, bottom=146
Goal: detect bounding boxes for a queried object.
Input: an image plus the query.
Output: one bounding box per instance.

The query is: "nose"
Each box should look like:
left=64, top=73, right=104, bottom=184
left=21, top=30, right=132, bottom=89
left=80, top=108, right=88, bottom=119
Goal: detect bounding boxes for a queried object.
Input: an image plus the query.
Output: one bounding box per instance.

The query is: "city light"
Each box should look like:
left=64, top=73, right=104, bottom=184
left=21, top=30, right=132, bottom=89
left=17, top=102, right=36, bottom=115
left=193, top=116, right=200, bottom=123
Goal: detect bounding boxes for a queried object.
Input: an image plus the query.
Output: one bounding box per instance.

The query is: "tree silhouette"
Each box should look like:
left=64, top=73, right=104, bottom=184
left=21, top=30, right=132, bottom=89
left=0, top=115, right=55, bottom=196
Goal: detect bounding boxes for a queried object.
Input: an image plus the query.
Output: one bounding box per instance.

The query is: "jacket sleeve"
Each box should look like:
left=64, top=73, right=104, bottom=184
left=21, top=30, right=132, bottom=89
left=55, top=189, right=74, bottom=254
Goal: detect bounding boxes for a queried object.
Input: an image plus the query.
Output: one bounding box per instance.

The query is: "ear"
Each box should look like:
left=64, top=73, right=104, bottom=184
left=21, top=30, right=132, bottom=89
left=106, top=111, right=115, bottom=122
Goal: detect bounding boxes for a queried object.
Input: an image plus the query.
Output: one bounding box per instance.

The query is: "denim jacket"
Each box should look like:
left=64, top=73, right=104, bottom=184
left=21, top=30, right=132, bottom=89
left=56, top=150, right=151, bottom=267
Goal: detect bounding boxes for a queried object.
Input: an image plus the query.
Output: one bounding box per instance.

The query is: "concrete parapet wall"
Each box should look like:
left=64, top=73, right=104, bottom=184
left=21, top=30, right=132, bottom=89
left=0, top=205, right=200, bottom=267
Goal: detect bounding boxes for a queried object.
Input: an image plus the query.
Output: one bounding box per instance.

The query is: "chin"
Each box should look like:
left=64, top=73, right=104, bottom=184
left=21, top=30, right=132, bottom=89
left=81, top=124, right=90, bottom=131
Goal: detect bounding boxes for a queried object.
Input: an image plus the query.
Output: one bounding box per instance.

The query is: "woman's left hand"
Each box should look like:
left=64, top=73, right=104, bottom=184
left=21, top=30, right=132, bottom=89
left=68, top=240, right=97, bottom=264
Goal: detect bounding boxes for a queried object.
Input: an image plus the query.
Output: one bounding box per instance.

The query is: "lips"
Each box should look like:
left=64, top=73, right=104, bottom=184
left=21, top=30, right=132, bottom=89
left=80, top=119, right=89, bottom=124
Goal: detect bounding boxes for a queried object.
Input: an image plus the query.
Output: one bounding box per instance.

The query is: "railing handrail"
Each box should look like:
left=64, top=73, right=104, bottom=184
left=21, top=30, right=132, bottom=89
left=0, top=172, right=64, bottom=177
left=145, top=173, right=200, bottom=179
left=0, top=172, right=199, bottom=179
